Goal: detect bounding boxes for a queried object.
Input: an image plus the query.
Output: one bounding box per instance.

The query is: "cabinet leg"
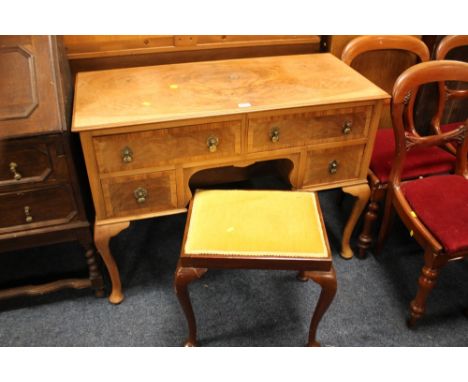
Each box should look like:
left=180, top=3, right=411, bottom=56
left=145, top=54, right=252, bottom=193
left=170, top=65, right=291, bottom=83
left=174, top=262, right=208, bottom=347
left=94, top=221, right=130, bottom=304
left=84, top=245, right=105, bottom=297
left=341, top=184, right=371, bottom=259
left=302, top=266, right=337, bottom=347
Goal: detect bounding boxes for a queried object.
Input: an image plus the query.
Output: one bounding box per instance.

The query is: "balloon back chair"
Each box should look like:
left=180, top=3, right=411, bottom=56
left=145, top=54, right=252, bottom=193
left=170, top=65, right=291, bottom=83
left=377, top=60, right=468, bottom=326
left=433, top=35, right=468, bottom=143
left=341, top=36, right=456, bottom=257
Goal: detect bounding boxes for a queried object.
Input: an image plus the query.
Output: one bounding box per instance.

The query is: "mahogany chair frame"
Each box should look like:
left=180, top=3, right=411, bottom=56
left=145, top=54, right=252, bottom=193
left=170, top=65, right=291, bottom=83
left=431, top=35, right=468, bottom=154
left=341, top=35, right=431, bottom=257
left=376, top=60, right=468, bottom=326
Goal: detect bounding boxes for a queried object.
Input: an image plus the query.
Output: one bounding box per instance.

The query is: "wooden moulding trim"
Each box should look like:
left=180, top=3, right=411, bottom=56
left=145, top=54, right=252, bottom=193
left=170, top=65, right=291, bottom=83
left=180, top=255, right=332, bottom=272
left=65, top=37, right=322, bottom=60
left=95, top=208, right=188, bottom=226
left=0, top=279, right=92, bottom=300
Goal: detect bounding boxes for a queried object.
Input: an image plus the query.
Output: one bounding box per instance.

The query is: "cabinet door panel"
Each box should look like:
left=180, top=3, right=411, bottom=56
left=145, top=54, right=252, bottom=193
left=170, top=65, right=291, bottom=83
left=0, top=36, right=62, bottom=139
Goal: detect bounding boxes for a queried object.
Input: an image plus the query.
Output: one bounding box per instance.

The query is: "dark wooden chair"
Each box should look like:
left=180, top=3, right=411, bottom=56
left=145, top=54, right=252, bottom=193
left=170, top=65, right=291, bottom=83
left=377, top=60, right=468, bottom=326
left=341, top=36, right=456, bottom=257
left=433, top=35, right=468, bottom=144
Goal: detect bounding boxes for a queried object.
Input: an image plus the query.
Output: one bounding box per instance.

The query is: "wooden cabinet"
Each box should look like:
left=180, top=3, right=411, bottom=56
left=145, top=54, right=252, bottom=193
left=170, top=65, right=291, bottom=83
left=0, top=36, right=103, bottom=300
left=73, top=53, right=388, bottom=303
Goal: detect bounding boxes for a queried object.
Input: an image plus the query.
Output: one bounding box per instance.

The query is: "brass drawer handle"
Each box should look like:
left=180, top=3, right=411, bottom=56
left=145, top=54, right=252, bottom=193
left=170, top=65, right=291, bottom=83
left=24, top=206, right=33, bottom=223
left=329, top=160, right=339, bottom=174
left=9, top=162, right=22, bottom=181
left=134, top=187, right=148, bottom=204
left=121, top=147, right=133, bottom=163
left=342, top=120, right=352, bottom=135
left=207, top=136, right=219, bottom=153
left=270, top=127, right=280, bottom=143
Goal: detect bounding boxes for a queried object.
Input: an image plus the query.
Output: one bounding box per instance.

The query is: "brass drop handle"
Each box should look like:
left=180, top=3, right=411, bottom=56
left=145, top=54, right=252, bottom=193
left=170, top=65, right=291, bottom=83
left=121, top=147, right=133, bottom=163
left=134, top=187, right=148, bottom=204
left=24, top=206, right=33, bottom=223
left=270, top=127, right=280, bottom=143
left=207, top=136, right=219, bottom=153
left=342, top=120, right=352, bottom=135
left=9, top=162, right=22, bottom=180
left=329, top=160, right=339, bottom=174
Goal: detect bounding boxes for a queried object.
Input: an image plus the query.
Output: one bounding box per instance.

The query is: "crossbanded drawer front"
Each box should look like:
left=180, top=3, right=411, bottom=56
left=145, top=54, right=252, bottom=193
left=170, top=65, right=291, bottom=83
left=93, top=120, right=242, bottom=174
left=101, top=170, right=177, bottom=218
left=247, top=106, right=371, bottom=153
left=0, top=185, right=78, bottom=233
left=303, top=145, right=365, bottom=187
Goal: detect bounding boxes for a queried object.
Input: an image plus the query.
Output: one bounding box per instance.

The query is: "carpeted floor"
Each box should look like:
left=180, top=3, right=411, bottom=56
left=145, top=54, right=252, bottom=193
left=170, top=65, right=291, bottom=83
left=0, top=176, right=467, bottom=347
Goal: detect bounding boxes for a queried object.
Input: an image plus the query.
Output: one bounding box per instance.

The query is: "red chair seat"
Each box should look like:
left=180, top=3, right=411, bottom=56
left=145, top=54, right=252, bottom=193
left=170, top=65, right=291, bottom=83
left=370, top=128, right=456, bottom=183
left=402, top=175, right=468, bottom=254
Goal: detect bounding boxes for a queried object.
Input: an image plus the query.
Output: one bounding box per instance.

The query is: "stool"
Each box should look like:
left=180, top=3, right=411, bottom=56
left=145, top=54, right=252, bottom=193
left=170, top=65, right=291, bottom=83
left=174, top=189, right=337, bottom=346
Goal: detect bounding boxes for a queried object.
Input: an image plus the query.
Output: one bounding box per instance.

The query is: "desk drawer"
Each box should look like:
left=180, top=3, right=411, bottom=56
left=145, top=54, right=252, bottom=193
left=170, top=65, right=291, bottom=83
left=303, top=145, right=365, bottom=187
left=93, top=120, right=242, bottom=174
left=247, top=106, right=370, bottom=153
left=101, top=170, right=177, bottom=218
left=0, top=185, right=78, bottom=234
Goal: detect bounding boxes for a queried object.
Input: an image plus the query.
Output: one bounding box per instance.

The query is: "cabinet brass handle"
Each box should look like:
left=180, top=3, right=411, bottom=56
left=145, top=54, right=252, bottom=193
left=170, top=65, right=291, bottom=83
left=342, top=120, right=352, bottom=135
left=329, top=160, right=339, bottom=174
left=9, top=162, right=22, bottom=180
left=121, top=147, right=133, bottom=163
left=270, top=127, right=280, bottom=143
left=207, top=136, right=219, bottom=153
left=134, top=187, right=148, bottom=204
left=24, top=206, right=33, bottom=223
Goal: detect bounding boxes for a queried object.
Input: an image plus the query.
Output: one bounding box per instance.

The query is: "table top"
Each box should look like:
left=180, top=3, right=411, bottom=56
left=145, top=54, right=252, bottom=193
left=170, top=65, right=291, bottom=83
left=72, top=53, right=389, bottom=132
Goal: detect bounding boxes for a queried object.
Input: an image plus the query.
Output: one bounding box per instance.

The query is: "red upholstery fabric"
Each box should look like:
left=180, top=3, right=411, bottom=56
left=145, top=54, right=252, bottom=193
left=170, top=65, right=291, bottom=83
left=402, top=175, right=468, bottom=254
left=370, top=128, right=456, bottom=183
left=440, top=122, right=466, bottom=147
left=440, top=121, right=465, bottom=134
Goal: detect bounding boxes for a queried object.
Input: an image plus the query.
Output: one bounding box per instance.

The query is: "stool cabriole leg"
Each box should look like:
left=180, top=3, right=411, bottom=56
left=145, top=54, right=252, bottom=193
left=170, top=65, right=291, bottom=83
left=174, top=262, right=207, bottom=347
left=303, top=265, right=337, bottom=347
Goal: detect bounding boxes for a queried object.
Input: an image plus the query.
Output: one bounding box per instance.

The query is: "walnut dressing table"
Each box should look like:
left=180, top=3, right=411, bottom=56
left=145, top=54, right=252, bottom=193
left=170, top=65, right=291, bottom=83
left=72, top=53, right=388, bottom=303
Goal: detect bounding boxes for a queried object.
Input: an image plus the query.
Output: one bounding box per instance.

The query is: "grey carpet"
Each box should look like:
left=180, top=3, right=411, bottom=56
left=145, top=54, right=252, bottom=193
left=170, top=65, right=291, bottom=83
left=0, top=176, right=467, bottom=346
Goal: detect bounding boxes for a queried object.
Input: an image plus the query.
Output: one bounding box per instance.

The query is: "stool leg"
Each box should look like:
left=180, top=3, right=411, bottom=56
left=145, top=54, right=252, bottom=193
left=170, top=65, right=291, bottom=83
left=174, top=262, right=207, bottom=347
left=302, top=265, right=337, bottom=347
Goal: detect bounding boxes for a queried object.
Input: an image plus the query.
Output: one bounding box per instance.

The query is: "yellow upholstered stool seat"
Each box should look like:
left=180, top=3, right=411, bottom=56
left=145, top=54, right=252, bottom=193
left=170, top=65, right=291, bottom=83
left=185, top=189, right=328, bottom=258
left=174, top=189, right=337, bottom=347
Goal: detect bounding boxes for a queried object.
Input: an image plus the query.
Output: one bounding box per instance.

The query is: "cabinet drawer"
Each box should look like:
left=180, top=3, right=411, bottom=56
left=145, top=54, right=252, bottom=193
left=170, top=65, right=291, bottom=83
left=0, top=136, right=68, bottom=189
left=0, top=185, right=78, bottom=233
left=247, top=106, right=371, bottom=153
left=93, top=120, right=242, bottom=174
left=303, top=145, right=365, bottom=187
left=101, top=171, right=177, bottom=218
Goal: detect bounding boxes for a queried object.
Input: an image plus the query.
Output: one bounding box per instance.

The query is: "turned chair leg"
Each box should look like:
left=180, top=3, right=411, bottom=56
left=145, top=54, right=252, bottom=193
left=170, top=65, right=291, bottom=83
left=376, top=188, right=395, bottom=256
left=174, top=262, right=207, bottom=347
left=407, top=253, right=440, bottom=327
left=302, top=266, right=337, bottom=346
left=358, top=200, right=380, bottom=258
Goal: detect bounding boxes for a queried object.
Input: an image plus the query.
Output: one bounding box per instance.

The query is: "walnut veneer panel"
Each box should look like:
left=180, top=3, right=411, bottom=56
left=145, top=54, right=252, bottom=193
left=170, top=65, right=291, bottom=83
left=247, top=105, right=371, bottom=153
left=303, top=145, right=365, bottom=187
left=101, top=170, right=177, bottom=218
left=93, top=120, right=242, bottom=174
left=72, top=54, right=388, bottom=131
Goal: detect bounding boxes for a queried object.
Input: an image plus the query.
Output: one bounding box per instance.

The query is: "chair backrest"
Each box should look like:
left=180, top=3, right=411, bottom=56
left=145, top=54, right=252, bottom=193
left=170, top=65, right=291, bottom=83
left=432, top=35, right=468, bottom=133
left=341, top=36, right=430, bottom=129
left=390, top=60, right=468, bottom=186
